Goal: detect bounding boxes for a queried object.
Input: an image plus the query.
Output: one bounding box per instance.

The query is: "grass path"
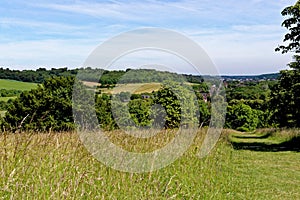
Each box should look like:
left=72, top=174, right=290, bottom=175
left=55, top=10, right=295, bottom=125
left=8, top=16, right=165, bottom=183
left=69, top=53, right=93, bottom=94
left=228, top=129, right=300, bottom=151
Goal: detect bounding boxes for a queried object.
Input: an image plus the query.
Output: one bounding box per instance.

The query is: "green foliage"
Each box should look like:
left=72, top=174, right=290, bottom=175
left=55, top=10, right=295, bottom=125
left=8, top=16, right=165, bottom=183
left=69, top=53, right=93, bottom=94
left=272, top=1, right=300, bottom=128
left=4, top=76, right=76, bottom=131
left=0, top=89, right=22, bottom=97
left=0, top=67, right=205, bottom=86
left=270, top=70, right=300, bottom=127
left=95, top=94, right=117, bottom=130
left=154, top=81, right=198, bottom=128
left=275, top=0, right=300, bottom=55
left=191, top=83, right=209, bottom=93
left=1, top=77, right=203, bottom=131
left=0, top=67, right=76, bottom=83
left=227, top=99, right=272, bottom=129
left=226, top=81, right=271, bottom=101
left=0, top=99, right=14, bottom=110
left=128, top=98, right=153, bottom=127
left=226, top=103, right=259, bottom=132
left=198, top=99, right=210, bottom=126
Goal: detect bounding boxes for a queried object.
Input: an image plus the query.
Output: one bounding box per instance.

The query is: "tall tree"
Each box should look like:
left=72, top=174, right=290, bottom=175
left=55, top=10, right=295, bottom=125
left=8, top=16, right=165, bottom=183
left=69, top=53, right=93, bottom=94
left=4, top=77, right=76, bottom=131
left=154, top=81, right=199, bottom=129
left=272, top=0, right=300, bottom=127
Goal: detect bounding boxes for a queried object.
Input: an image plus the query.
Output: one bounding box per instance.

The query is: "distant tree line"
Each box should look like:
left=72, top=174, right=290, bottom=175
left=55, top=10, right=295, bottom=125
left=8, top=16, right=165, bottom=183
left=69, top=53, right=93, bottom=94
left=0, top=67, right=77, bottom=83
left=0, top=67, right=204, bottom=85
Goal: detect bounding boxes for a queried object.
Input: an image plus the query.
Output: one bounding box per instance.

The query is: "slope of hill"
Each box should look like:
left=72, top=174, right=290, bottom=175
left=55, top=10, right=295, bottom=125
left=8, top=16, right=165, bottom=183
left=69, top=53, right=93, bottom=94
left=221, top=73, right=280, bottom=80
left=0, top=79, right=38, bottom=90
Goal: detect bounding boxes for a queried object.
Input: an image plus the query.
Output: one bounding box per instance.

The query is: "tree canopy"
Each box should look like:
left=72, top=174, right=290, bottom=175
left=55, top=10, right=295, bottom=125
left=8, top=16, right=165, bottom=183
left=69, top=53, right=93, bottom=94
left=271, top=0, right=300, bottom=127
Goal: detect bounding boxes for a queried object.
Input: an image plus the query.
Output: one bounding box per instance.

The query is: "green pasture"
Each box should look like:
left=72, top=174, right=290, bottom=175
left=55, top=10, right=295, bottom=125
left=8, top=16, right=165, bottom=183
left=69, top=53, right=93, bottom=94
left=0, top=79, right=37, bottom=91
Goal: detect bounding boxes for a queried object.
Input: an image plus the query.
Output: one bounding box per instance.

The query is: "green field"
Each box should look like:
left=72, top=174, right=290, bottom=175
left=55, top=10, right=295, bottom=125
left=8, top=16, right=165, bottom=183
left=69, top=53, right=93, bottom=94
left=0, top=79, right=37, bottom=90
left=0, top=129, right=299, bottom=199
left=0, top=79, right=38, bottom=104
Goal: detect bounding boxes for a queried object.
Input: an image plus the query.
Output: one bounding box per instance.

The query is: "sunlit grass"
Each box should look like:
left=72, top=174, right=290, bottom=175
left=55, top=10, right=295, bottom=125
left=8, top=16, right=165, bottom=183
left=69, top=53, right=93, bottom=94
left=0, top=129, right=299, bottom=199
left=0, top=79, right=37, bottom=90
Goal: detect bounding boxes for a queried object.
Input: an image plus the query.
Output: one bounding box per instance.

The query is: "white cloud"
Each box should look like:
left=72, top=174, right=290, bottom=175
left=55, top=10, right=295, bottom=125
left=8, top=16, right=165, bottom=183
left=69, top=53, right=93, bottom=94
left=0, top=39, right=95, bottom=69
left=0, top=0, right=297, bottom=74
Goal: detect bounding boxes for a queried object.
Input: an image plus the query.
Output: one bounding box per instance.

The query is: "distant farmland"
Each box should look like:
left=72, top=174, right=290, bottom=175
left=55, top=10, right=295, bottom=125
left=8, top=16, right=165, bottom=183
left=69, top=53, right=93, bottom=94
left=98, top=83, right=162, bottom=94
left=0, top=79, right=38, bottom=108
left=0, top=79, right=37, bottom=91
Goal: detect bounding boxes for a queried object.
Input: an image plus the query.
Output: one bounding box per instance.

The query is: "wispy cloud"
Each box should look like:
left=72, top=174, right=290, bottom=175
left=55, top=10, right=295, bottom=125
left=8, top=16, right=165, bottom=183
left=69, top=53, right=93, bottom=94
left=0, top=0, right=296, bottom=74
left=0, top=39, right=95, bottom=68
left=33, top=0, right=282, bottom=25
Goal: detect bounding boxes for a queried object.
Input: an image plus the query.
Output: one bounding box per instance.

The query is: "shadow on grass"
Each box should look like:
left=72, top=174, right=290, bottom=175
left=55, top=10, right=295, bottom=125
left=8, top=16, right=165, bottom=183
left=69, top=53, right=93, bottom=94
left=231, top=136, right=300, bottom=152
left=232, top=132, right=272, bottom=139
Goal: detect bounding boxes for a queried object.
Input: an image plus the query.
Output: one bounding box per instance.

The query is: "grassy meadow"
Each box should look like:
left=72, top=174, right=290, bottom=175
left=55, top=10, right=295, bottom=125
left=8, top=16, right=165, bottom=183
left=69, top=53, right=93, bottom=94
left=0, top=129, right=299, bottom=199
left=0, top=79, right=38, bottom=105
left=0, top=79, right=37, bottom=91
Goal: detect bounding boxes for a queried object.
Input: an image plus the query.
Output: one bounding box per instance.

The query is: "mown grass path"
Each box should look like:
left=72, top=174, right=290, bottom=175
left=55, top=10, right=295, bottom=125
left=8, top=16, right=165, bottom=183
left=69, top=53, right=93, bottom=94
left=228, top=129, right=300, bottom=152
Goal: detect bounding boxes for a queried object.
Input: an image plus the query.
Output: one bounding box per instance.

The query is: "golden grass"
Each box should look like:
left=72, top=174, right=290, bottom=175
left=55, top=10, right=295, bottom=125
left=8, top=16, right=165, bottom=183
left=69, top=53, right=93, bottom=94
left=100, top=83, right=162, bottom=94
left=0, top=129, right=299, bottom=199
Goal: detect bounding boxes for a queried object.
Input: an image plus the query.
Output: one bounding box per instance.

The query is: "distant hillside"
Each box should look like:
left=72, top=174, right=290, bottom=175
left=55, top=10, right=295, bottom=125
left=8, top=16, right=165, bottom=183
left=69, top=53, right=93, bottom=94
left=0, top=79, right=37, bottom=90
left=0, top=67, right=204, bottom=84
left=221, top=73, right=280, bottom=81
left=0, top=67, right=280, bottom=84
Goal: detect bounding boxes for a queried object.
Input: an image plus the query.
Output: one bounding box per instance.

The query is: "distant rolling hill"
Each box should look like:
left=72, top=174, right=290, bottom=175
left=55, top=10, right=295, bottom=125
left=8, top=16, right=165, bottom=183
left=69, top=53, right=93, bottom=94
left=0, top=79, right=38, bottom=106
left=221, top=73, right=280, bottom=81
left=0, top=79, right=38, bottom=90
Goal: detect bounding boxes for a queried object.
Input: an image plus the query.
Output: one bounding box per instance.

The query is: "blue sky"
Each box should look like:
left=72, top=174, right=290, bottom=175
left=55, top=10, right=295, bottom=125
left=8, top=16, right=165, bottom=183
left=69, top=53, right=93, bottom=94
left=0, top=0, right=296, bottom=74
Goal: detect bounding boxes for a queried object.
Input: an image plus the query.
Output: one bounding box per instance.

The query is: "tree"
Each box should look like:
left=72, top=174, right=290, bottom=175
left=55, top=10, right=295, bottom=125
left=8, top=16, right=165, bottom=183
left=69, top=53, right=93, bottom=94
left=128, top=98, right=153, bottom=127
left=154, top=81, right=199, bottom=129
left=275, top=1, right=300, bottom=55
left=4, top=76, right=76, bottom=131
left=272, top=1, right=300, bottom=127
left=226, top=103, right=259, bottom=132
left=95, top=94, right=116, bottom=130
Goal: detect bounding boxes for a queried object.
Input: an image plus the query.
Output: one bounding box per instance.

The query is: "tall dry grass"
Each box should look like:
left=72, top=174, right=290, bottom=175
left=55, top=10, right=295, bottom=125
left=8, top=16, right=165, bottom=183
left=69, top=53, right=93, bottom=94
left=0, top=129, right=299, bottom=199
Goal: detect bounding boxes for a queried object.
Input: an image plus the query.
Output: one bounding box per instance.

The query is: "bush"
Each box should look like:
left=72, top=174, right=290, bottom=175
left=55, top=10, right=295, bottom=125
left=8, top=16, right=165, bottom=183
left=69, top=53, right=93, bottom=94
left=4, top=76, right=76, bottom=132
left=226, top=103, right=259, bottom=132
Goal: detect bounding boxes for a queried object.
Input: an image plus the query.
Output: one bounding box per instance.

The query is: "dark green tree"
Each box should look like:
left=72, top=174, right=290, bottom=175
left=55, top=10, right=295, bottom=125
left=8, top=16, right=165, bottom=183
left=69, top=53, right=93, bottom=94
left=128, top=98, right=153, bottom=127
left=272, top=0, right=300, bottom=127
left=95, top=94, right=116, bottom=130
left=4, top=76, right=76, bottom=131
left=154, top=81, right=199, bottom=129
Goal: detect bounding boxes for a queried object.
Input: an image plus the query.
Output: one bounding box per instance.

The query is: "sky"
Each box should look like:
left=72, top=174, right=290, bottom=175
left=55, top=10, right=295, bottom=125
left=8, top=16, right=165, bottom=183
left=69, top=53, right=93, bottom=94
left=0, top=0, right=297, bottom=75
